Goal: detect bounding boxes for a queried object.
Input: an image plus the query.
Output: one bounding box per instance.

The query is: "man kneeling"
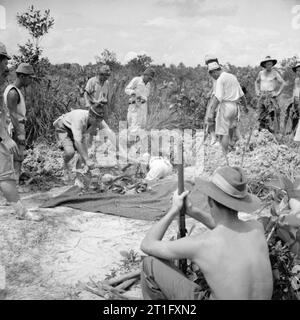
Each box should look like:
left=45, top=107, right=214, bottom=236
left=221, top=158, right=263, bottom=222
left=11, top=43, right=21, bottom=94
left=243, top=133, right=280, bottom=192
left=140, top=166, right=273, bottom=300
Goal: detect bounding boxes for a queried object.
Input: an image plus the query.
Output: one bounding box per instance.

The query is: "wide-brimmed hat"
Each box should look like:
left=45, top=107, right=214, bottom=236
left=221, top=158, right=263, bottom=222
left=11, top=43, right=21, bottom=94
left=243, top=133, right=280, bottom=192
left=204, top=54, right=218, bottom=65
left=196, top=166, right=262, bottom=213
left=143, top=67, right=155, bottom=78
left=16, top=63, right=35, bottom=75
left=292, top=61, right=300, bottom=73
left=89, top=103, right=105, bottom=118
left=0, top=42, right=11, bottom=60
left=207, top=62, right=221, bottom=72
left=99, top=64, right=111, bottom=75
left=260, top=56, right=277, bottom=68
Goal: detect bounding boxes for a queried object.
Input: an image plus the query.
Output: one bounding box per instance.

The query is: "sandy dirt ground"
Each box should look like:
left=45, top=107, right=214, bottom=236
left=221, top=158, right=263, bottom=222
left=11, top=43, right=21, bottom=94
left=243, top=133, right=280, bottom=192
left=0, top=185, right=209, bottom=300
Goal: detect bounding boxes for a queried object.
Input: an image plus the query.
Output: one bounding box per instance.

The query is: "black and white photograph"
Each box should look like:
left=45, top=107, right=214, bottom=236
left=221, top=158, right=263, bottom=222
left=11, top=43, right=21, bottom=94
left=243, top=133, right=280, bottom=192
left=0, top=0, right=300, bottom=305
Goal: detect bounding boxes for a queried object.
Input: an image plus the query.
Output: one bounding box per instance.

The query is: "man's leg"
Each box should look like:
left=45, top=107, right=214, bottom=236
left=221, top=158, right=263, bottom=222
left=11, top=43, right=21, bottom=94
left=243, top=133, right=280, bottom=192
left=141, top=256, right=204, bottom=300
left=0, top=180, right=20, bottom=203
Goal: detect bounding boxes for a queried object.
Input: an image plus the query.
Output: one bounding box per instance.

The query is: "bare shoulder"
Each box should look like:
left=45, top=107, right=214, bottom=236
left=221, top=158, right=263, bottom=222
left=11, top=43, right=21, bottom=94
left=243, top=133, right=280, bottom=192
left=7, top=88, right=19, bottom=106
left=7, top=88, right=19, bottom=99
left=247, top=219, right=265, bottom=233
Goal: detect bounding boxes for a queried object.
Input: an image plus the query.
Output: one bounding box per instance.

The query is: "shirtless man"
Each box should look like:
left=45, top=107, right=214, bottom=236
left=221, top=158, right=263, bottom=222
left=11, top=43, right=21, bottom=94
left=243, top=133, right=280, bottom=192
left=255, top=56, right=285, bottom=133
left=141, top=166, right=273, bottom=300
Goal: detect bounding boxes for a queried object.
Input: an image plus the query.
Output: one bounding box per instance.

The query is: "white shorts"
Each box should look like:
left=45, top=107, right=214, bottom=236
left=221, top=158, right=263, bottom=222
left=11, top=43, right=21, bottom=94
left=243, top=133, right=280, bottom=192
left=215, top=102, right=238, bottom=136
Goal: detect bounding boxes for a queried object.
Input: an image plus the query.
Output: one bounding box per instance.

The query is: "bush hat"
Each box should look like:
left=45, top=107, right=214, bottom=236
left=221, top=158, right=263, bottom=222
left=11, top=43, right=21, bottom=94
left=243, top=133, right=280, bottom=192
left=292, top=61, right=300, bottom=73
left=143, top=67, right=155, bottom=78
left=0, top=42, right=11, bottom=60
left=207, top=62, right=221, bottom=72
left=16, top=63, right=35, bottom=75
left=196, top=166, right=262, bottom=213
left=260, top=56, right=277, bottom=68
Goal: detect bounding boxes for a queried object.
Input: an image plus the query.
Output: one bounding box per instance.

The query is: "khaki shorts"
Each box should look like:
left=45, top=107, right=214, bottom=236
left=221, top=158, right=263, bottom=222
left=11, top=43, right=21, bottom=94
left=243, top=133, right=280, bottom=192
left=54, top=118, right=76, bottom=152
left=0, top=142, right=16, bottom=181
left=215, top=102, right=238, bottom=136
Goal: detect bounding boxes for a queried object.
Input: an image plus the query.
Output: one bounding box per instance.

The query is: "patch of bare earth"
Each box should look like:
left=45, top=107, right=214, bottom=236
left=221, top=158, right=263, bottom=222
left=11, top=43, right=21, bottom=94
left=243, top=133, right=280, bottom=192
left=0, top=186, right=205, bottom=300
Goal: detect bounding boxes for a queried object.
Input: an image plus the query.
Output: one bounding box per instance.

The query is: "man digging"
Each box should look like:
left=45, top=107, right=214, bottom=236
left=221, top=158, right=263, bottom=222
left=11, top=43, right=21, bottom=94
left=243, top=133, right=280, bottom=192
left=140, top=166, right=273, bottom=300
left=0, top=43, right=41, bottom=221
left=4, top=63, right=35, bottom=184
left=53, top=103, right=118, bottom=183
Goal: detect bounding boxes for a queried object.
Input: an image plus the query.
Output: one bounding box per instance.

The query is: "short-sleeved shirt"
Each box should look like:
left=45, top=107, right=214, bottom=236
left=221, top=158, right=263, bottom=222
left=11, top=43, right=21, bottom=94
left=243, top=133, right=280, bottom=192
left=258, top=69, right=284, bottom=92
left=125, top=76, right=151, bottom=101
left=85, top=76, right=109, bottom=107
left=62, top=109, right=90, bottom=142
left=215, top=72, right=244, bottom=104
left=61, top=109, right=106, bottom=142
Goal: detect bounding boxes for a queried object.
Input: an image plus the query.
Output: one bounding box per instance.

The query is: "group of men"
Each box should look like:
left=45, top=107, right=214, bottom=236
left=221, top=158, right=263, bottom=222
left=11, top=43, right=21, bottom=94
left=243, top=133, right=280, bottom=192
left=0, top=39, right=156, bottom=219
left=203, top=54, right=300, bottom=157
left=1, top=38, right=300, bottom=299
left=140, top=54, right=300, bottom=300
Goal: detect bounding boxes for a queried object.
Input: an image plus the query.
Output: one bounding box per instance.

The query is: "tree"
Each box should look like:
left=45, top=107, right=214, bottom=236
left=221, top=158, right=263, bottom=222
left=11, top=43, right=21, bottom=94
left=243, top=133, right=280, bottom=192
left=13, top=5, right=54, bottom=77
left=126, top=54, right=153, bottom=75
left=95, top=49, right=121, bottom=71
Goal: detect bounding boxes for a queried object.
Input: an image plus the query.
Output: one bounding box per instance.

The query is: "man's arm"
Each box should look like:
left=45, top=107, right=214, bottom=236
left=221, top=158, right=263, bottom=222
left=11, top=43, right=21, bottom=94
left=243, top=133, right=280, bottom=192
left=274, top=71, right=286, bottom=96
left=125, top=77, right=137, bottom=96
left=141, top=191, right=210, bottom=261
left=84, top=79, right=95, bottom=108
left=207, top=96, right=219, bottom=121
left=255, top=73, right=261, bottom=96
left=6, top=89, right=24, bottom=140
left=186, top=204, right=216, bottom=230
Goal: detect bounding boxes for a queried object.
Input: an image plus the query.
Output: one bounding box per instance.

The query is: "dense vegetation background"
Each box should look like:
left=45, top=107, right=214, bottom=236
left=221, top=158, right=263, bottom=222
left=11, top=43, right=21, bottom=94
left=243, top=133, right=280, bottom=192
left=2, top=6, right=299, bottom=145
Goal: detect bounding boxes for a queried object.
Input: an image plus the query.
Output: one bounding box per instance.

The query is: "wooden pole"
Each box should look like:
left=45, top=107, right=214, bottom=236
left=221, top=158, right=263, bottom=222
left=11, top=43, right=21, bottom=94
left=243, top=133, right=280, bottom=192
left=177, top=133, right=187, bottom=273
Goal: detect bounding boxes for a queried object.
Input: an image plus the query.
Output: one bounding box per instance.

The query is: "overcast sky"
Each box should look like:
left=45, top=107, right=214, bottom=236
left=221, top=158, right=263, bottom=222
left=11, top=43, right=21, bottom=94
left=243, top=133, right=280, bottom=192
left=0, top=0, right=299, bottom=67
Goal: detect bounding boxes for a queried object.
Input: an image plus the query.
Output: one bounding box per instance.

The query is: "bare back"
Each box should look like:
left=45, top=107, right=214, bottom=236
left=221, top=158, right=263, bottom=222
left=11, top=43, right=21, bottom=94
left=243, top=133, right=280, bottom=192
left=194, top=220, right=273, bottom=300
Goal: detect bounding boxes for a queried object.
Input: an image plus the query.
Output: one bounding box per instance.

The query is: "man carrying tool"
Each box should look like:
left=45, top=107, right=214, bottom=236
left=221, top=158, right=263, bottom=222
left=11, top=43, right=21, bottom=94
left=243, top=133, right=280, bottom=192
left=140, top=166, right=273, bottom=300
left=255, top=56, right=285, bottom=133
left=125, top=67, right=155, bottom=133
left=84, top=64, right=111, bottom=122
left=206, top=62, right=247, bottom=156
left=0, top=43, right=41, bottom=221
left=4, top=63, right=35, bottom=183
left=53, top=104, right=113, bottom=182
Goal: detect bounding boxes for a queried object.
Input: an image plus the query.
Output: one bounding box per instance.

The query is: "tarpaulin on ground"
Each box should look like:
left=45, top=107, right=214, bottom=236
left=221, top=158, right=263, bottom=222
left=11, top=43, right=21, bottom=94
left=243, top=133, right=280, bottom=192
left=41, top=176, right=209, bottom=221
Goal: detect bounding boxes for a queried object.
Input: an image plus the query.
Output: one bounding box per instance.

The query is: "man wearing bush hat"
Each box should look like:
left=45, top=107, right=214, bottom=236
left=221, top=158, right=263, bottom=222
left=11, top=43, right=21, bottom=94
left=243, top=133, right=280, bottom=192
left=125, top=67, right=155, bottom=132
left=255, top=56, right=285, bottom=133
left=0, top=45, right=41, bottom=221
left=4, top=62, right=35, bottom=182
left=53, top=103, right=115, bottom=182
left=84, top=64, right=111, bottom=122
left=141, top=166, right=273, bottom=300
